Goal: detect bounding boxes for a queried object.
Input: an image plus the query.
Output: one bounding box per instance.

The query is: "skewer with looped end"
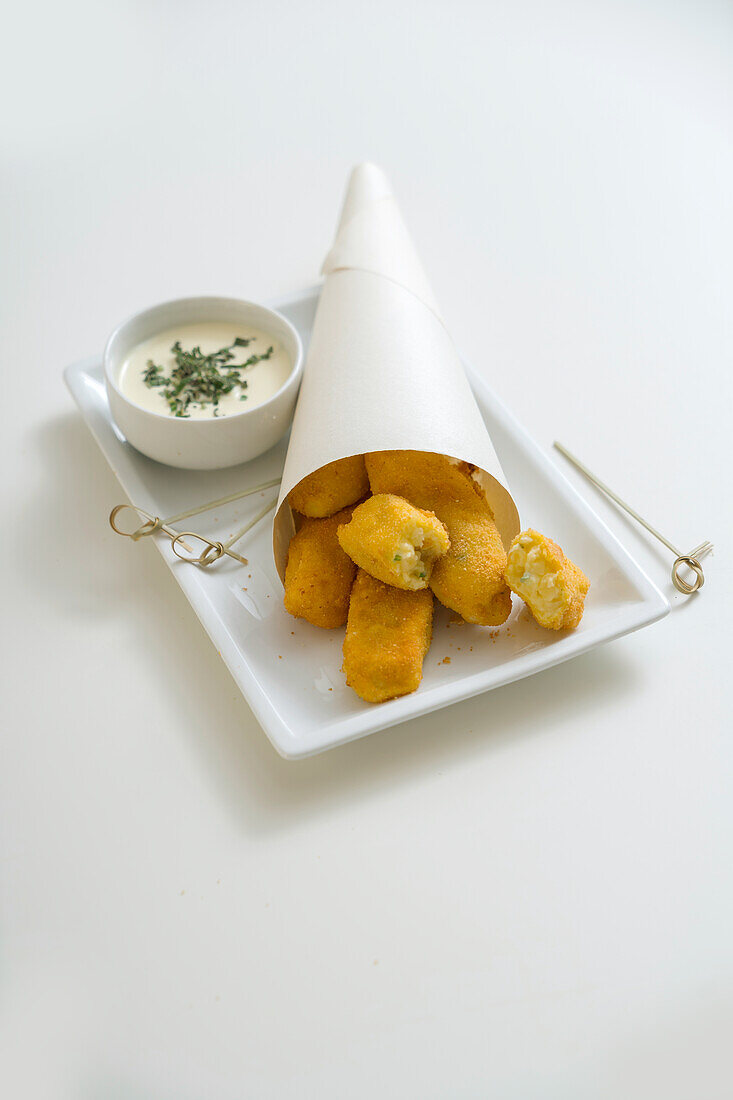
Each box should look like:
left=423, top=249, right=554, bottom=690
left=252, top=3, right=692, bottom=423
left=109, top=477, right=281, bottom=568
left=553, top=443, right=713, bottom=595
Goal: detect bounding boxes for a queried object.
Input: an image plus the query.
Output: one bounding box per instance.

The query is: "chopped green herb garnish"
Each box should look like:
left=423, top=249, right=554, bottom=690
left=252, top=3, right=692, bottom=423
left=419, top=572, right=427, bottom=579
left=393, top=554, right=402, bottom=562
left=141, top=338, right=273, bottom=417
left=142, top=361, right=165, bottom=387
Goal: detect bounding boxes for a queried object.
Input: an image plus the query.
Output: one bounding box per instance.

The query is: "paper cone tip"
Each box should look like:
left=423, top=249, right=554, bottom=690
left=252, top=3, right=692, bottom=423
left=336, top=163, right=393, bottom=234
left=350, top=161, right=391, bottom=191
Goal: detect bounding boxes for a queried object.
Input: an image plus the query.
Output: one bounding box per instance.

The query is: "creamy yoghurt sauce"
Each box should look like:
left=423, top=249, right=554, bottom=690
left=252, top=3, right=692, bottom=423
left=118, top=322, right=291, bottom=419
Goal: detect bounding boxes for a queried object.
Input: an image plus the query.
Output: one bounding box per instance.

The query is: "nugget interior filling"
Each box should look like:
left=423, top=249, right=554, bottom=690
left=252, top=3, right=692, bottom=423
left=506, top=534, right=565, bottom=623
left=337, top=493, right=450, bottom=592
left=392, top=523, right=446, bottom=586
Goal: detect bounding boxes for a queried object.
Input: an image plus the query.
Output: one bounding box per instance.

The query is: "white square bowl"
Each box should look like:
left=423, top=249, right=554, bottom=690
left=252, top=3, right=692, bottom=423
left=65, top=287, right=669, bottom=758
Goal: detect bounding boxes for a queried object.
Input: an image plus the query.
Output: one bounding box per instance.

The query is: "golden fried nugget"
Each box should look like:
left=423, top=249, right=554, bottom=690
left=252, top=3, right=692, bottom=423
left=288, top=455, right=369, bottom=518
left=429, top=499, right=512, bottom=625
left=366, top=449, right=478, bottom=504
left=505, top=529, right=590, bottom=630
left=365, top=450, right=511, bottom=625
left=337, top=493, right=449, bottom=591
left=283, top=508, right=356, bottom=628
left=343, top=570, right=434, bottom=703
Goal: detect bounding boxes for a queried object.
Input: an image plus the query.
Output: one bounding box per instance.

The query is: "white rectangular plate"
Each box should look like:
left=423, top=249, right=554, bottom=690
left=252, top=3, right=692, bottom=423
left=65, top=287, right=669, bottom=758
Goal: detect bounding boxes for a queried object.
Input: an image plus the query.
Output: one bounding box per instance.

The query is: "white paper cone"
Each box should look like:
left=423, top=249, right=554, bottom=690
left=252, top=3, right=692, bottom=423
left=273, top=163, right=520, bottom=581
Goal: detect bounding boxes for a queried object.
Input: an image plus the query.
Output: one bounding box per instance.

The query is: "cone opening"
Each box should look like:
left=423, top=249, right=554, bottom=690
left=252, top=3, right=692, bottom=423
left=273, top=448, right=519, bottom=585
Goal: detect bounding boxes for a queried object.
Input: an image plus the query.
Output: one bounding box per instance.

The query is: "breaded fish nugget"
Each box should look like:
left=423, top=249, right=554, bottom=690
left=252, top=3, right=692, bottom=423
left=366, top=449, right=478, bottom=504
left=288, top=455, right=369, bottom=518
left=366, top=450, right=511, bottom=625
left=337, top=493, right=449, bottom=591
left=505, top=529, right=589, bottom=630
left=283, top=508, right=356, bottom=628
left=343, top=570, right=433, bottom=703
left=429, top=499, right=512, bottom=625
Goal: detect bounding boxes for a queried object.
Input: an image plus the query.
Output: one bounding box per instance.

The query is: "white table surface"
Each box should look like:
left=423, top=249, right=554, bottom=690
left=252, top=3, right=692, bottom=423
left=2, top=2, right=731, bottom=1096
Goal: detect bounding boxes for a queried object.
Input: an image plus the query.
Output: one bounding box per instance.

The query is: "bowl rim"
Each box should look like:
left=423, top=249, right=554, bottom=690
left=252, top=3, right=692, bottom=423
left=103, top=295, right=304, bottom=426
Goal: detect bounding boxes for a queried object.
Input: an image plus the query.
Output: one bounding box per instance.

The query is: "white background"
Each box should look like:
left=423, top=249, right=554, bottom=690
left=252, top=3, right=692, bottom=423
left=2, top=1, right=732, bottom=1096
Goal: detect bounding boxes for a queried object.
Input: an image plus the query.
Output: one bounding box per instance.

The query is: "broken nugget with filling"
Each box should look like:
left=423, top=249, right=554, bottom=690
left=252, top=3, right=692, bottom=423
left=366, top=450, right=511, bottom=625
left=505, top=529, right=589, bottom=631
left=337, top=493, right=450, bottom=591
left=288, top=455, right=369, bottom=518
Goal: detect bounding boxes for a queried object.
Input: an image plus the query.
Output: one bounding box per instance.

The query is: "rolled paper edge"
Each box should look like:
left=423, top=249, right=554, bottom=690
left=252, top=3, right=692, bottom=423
left=273, top=458, right=519, bottom=585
